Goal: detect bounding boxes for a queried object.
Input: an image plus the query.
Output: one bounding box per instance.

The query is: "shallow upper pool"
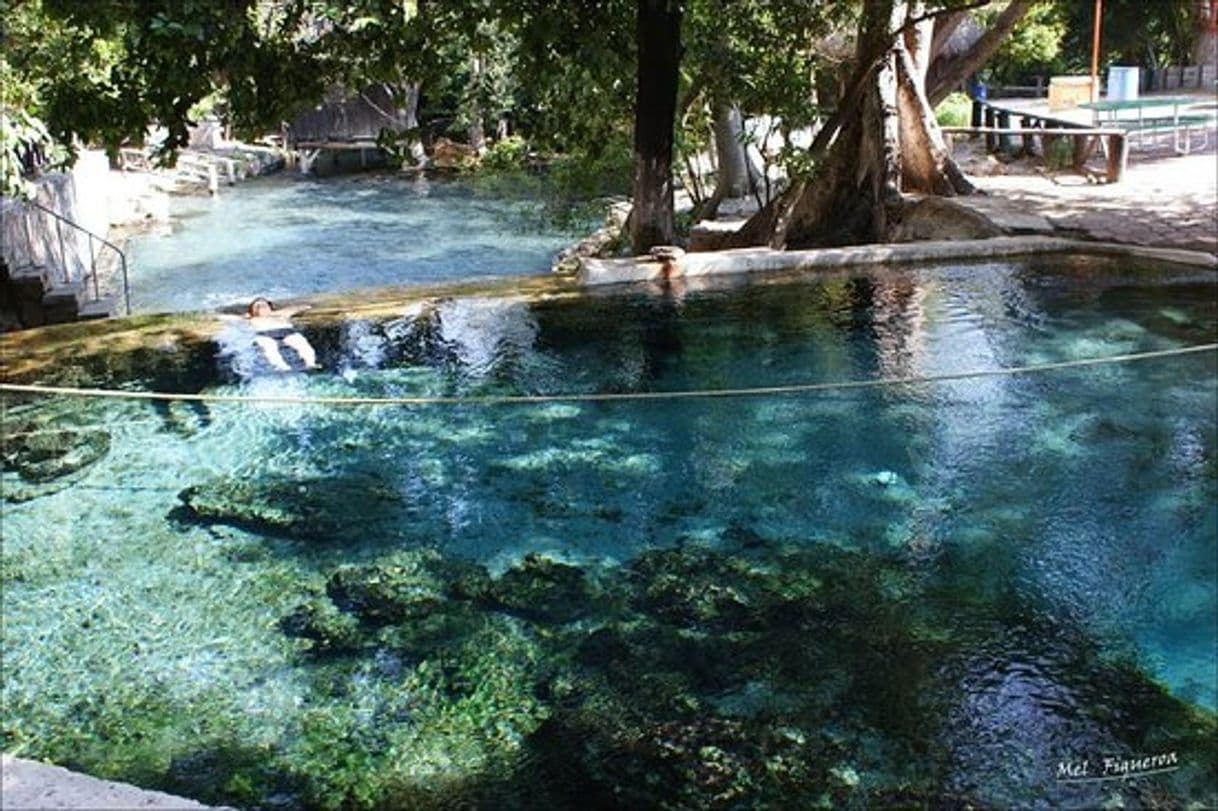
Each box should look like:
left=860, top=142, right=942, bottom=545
left=2, top=254, right=1216, bottom=809
left=122, top=173, right=577, bottom=314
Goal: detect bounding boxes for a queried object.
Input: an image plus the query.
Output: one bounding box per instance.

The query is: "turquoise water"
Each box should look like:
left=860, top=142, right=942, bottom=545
left=2, top=255, right=1216, bottom=808
left=122, top=173, right=574, bottom=314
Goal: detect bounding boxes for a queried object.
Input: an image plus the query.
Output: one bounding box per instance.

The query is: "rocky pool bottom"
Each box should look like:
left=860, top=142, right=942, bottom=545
left=2, top=255, right=1216, bottom=809
left=4, top=532, right=1216, bottom=811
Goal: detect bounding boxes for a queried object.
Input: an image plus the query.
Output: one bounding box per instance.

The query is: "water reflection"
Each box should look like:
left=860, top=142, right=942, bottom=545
left=2, top=256, right=1215, bottom=808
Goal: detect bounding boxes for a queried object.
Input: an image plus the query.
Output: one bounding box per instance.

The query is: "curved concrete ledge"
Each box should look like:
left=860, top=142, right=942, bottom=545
left=578, top=236, right=1218, bottom=286
left=1, top=754, right=227, bottom=810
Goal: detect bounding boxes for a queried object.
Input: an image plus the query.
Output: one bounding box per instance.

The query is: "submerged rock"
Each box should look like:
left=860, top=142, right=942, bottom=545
left=488, top=552, right=604, bottom=623
left=1, top=421, right=110, bottom=502
left=630, top=545, right=823, bottom=631
left=279, top=599, right=363, bottom=651
left=260, top=537, right=1218, bottom=811
left=176, top=472, right=404, bottom=540
left=326, top=549, right=490, bottom=624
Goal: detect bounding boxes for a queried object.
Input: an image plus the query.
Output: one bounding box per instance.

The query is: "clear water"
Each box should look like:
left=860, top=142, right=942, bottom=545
left=2, top=255, right=1216, bottom=809
left=122, top=173, right=575, bottom=314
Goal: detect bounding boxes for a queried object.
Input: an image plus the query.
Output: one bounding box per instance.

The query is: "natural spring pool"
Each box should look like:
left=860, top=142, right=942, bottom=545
left=2, top=254, right=1216, bottom=809
left=122, top=173, right=576, bottom=314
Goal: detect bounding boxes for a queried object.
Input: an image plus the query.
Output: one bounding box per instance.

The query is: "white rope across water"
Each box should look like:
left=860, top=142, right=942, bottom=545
left=0, top=343, right=1214, bottom=407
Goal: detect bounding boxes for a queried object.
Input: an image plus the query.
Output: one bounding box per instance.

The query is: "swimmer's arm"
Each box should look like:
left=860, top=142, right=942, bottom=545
left=274, top=304, right=312, bottom=318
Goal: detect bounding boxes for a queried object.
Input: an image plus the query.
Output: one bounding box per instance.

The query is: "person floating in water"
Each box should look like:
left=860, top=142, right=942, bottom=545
left=245, top=297, right=318, bottom=371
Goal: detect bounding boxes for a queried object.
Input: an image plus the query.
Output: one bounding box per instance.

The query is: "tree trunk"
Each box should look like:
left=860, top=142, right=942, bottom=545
left=1194, top=0, right=1218, bottom=66
left=712, top=102, right=753, bottom=199
left=896, top=2, right=975, bottom=195
left=631, top=0, right=683, bottom=254
left=929, top=9, right=969, bottom=63
left=725, top=0, right=975, bottom=251
left=467, top=54, right=486, bottom=153
left=761, top=0, right=901, bottom=248
left=401, top=82, right=426, bottom=165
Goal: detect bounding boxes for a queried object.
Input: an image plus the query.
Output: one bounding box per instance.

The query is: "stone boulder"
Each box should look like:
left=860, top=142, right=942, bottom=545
left=890, top=196, right=1003, bottom=243
left=430, top=138, right=478, bottom=169
left=552, top=199, right=632, bottom=273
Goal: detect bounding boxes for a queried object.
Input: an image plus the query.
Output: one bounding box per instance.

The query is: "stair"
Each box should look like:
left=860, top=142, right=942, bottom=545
left=7, top=263, right=51, bottom=296
left=3, top=202, right=129, bottom=330
left=2, top=264, right=55, bottom=327
left=78, top=295, right=119, bottom=320
left=42, top=280, right=86, bottom=324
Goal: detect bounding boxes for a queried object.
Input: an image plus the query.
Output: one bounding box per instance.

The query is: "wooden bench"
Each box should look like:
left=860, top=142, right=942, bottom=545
left=961, top=100, right=1130, bottom=181
left=942, top=124, right=1129, bottom=182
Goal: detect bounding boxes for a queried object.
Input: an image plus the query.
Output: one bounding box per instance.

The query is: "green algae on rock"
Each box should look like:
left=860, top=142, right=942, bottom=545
left=1, top=418, right=111, bottom=502
left=256, top=539, right=1218, bottom=809
left=176, top=472, right=406, bottom=541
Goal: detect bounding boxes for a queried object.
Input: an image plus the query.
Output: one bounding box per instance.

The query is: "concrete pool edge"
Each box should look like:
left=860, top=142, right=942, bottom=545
left=1, top=754, right=230, bottom=810
left=577, top=236, right=1218, bottom=285
left=2, top=237, right=1213, bottom=381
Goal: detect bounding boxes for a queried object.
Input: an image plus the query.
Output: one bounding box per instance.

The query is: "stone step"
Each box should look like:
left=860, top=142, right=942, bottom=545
left=8, top=263, right=52, bottom=285
left=42, top=280, right=85, bottom=324
left=77, top=295, right=118, bottom=320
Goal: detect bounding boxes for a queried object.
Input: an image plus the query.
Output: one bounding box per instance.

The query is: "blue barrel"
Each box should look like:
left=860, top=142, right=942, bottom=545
left=1107, top=66, right=1140, bottom=101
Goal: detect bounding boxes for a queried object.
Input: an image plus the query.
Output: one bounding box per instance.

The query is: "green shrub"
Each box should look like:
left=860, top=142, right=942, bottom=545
left=1043, top=136, right=1073, bottom=170
left=479, top=135, right=529, bottom=171
left=934, top=92, right=973, bottom=128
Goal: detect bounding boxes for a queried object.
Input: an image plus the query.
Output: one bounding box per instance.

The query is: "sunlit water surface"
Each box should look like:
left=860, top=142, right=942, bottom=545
left=3, top=255, right=1216, bottom=809
left=122, top=173, right=574, bottom=314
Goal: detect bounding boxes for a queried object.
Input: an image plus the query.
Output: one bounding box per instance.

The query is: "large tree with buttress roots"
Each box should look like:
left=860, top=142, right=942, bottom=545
left=727, top=0, right=1033, bottom=250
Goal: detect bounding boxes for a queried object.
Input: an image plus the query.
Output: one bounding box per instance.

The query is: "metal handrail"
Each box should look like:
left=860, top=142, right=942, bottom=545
left=25, top=199, right=130, bottom=315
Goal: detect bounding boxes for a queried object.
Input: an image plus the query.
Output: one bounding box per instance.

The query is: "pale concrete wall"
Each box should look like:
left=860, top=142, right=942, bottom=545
left=1, top=150, right=112, bottom=286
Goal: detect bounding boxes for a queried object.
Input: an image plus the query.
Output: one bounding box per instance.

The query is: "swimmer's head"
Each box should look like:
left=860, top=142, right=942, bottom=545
left=248, top=297, right=273, bottom=317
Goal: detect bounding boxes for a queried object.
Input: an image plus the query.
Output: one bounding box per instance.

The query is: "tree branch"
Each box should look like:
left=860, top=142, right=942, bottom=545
left=930, top=10, right=968, bottom=62
left=895, top=0, right=995, bottom=40
left=926, top=0, right=1035, bottom=106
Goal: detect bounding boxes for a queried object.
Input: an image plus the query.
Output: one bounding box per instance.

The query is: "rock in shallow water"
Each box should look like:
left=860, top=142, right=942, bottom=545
left=1, top=421, right=111, bottom=502
left=176, top=472, right=405, bottom=540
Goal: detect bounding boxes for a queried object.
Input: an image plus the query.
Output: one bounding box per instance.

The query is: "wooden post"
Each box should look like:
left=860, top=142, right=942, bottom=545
left=1020, top=116, right=1036, bottom=155
left=971, top=99, right=983, bottom=129
left=1072, top=134, right=1094, bottom=169
left=997, top=110, right=1014, bottom=153
left=1090, top=0, right=1103, bottom=101
left=984, top=107, right=997, bottom=151
left=1105, top=133, right=1128, bottom=182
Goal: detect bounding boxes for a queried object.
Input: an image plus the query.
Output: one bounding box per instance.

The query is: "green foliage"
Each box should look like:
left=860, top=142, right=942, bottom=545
left=677, top=0, right=855, bottom=192
left=1043, top=136, right=1073, bottom=171
left=981, top=2, right=1067, bottom=86
left=934, top=92, right=973, bottom=128
left=1056, top=0, right=1195, bottom=71
left=0, top=109, right=70, bottom=198
left=542, top=139, right=634, bottom=227
left=479, top=135, right=529, bottom=171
